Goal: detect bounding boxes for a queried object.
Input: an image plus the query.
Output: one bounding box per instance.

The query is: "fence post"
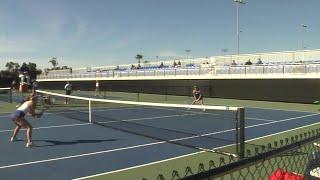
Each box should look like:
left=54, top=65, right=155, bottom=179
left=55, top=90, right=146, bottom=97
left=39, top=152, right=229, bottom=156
left=239, top=107, right=245, bottom=159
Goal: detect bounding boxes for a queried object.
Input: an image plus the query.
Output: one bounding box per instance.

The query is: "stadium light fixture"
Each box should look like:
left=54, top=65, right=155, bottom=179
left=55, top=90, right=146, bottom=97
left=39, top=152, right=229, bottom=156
left=185, top=49, right=191, bottom=64
left=301, top=24, right=307, bottom=50
left=185, top=49, right=191, bottom=58
left=234, top=0, right=245, bottom=56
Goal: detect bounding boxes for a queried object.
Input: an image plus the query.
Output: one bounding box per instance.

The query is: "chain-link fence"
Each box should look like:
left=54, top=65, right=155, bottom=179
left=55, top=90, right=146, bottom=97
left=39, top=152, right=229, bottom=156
left=143, top=127, right=320, bottom=180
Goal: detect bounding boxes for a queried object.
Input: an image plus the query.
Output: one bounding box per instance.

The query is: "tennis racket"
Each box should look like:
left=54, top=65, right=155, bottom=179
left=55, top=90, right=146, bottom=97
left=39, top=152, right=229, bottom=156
left=34, top=95, right=51, bottom=118
left=185, top=96, right=194, bottom=105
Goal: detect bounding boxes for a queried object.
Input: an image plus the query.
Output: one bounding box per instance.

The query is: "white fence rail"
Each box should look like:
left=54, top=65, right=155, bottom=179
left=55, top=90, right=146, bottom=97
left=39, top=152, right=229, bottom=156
left=37, top=63, right=320, bottom=80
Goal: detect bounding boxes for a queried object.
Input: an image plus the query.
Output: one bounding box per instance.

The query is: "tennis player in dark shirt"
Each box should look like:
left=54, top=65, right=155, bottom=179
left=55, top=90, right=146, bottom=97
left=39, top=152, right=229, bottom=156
left=191, top=86, right=204, bottom=106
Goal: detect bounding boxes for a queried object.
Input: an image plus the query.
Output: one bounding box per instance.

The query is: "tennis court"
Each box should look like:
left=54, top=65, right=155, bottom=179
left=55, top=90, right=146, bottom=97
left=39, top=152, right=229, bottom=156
left=0, top=91, right=320, bottom=179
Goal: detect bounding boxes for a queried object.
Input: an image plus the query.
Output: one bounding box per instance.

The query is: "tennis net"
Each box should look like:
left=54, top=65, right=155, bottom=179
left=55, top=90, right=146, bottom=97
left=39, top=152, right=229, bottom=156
left=0, top=88, right=12, bottom=103
left=36, top=90, right=245, bottom=158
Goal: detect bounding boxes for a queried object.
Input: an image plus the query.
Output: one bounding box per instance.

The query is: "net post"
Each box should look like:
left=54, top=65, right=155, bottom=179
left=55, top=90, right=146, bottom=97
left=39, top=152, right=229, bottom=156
left=239, top=107, right=245, bottom=159
left=89, top=100, right=92, bottom=123
left=9, top=88, right=12, bottom=103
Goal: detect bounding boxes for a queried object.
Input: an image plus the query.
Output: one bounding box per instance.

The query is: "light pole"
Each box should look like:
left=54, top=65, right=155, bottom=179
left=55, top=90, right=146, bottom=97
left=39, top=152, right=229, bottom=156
left=221, top=48, right=229, bottom=56
left=301, top=24, right=307, bottom=50
left=185, top=49, right=191, bottom=58
left=185, top=49, right=191, bottom=64
left=234, top=0, right=245, bottom=56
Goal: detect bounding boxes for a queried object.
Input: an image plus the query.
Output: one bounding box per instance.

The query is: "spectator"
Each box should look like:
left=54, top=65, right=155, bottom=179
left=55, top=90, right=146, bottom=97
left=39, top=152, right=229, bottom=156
left=202, top=61, right=209, bottom=65
left=177, top=60, right=181, bottom=67
left=256, top=58, right=263, bottom=65
left=173, top=61, right=177, bottom=68
left=245, top=59, right=252, bottom=65
left=159, top=62, right=164, bottom=68
left=64, top=81, right=72, bottom=104
left=231, top=60, right=237, bottom=66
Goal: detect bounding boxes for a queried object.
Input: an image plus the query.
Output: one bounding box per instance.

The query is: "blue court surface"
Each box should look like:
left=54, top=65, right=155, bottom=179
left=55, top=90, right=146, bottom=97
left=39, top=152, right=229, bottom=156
left=0, top=106, right=320, bottom=180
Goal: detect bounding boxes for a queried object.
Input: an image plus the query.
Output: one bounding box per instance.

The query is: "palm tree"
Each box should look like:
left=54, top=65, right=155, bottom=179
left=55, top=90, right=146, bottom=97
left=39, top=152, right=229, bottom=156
left=49, top=57, right=58, bottom=69
left=135, top=54, right=143, bottom=64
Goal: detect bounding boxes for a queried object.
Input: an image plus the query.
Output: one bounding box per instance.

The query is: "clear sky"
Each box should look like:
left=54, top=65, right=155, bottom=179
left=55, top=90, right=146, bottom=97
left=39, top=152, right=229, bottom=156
left=0, top=0, right=319, bottom=70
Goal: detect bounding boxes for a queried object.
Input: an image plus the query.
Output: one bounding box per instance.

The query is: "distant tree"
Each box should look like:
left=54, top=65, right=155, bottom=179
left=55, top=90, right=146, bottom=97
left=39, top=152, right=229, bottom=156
left=45, top=57, right=72, bottom=74
left=5, top=62, right=13, bottom=71
left=135, top=54, right=143, bottom=64
left=20, top=62, right=29, bottom=73
left=27, top=62, right=42, bottom=80
left=1, top=61, right=40, bottom=87
left=5, top=62, right=20, bottom=72
left=0, top=70, right=18, bottom=86
left=143, top=60, right=150, bottom=64
left=49, top=57, right=58, bottom=69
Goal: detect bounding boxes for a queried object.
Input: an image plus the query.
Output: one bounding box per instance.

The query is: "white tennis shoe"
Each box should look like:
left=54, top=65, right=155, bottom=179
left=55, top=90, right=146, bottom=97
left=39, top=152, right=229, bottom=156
left=26, top=142, right=33, bottom=148
left=314, top=142, right=320, bottom=147
left=10, top=137, right=17, bottom=142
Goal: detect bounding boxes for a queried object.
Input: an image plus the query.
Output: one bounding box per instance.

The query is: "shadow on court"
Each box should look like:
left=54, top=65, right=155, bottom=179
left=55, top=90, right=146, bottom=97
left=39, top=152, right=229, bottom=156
left=33, top=139, right=118, bottom=147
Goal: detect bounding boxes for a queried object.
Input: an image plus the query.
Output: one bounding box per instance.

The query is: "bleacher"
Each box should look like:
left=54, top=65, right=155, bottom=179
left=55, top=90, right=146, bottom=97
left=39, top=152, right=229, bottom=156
left=37, top=49, right=320, bottom=80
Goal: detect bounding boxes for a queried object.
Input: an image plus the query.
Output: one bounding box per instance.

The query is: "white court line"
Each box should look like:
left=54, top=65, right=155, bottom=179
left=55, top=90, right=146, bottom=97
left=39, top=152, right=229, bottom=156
left=0, top=123, right=90, bottom=133
left=0, top=105, right=197, bottom=118
left=0, top=126, right=238, bottom=170
left=1, top=112, right=319, bottom=170
left=0, top=113, right=195, bottom=133
left=0, top=112, right=317, bottom=134
left=0, top=141, right=166, bottom=169
left=75, top=114, right=320, bottom=180
left=246, top=120, right=320, bottom=142
left=73, top=151, right=204, bottom=180
left=97, top=113, right=197, bottom=124
left=247, top=117, right=276, bottom=122
left=245, top=113, right=320, bottom=129
left=0, top=106, right=155, bottom=118
left=246, top=106, right=320, bottom=114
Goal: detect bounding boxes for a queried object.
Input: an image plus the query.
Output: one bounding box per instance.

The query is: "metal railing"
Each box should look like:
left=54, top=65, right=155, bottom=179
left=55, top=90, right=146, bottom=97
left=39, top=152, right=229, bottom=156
left=37, top=63, right=320, bottom=80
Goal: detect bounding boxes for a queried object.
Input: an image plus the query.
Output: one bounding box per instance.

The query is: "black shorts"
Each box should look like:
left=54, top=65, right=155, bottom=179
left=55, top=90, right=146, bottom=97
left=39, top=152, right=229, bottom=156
left=66, top=90, right=72, bottom=95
